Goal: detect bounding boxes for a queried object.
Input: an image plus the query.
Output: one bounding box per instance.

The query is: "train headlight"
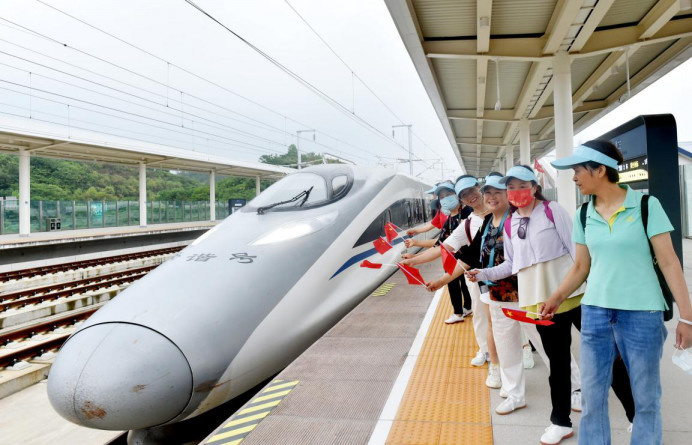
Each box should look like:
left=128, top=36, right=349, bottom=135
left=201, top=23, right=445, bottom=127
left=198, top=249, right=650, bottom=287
left=251, top=210, right=339, bottom=245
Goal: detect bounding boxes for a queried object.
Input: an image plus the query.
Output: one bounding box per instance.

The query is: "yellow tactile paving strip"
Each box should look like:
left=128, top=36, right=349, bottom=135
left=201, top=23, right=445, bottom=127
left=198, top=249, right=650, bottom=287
left=386, top=288, right=493, bottom=445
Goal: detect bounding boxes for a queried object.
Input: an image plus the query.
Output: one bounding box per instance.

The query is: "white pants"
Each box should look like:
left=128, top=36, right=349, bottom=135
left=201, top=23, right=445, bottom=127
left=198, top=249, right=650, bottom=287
left=466, top=277, right=487, bottom=354
left=490, top=301, right=581, bottom=405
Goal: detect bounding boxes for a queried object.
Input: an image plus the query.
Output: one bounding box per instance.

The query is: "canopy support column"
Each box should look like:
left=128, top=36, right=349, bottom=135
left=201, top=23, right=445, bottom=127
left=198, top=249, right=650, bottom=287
left=506, top=146, right=514, bottom=171
left=255, top=176, right=260, bottom=197
left=139, top=162, right=147, bottom=227
left=553, top=51, right=576, bottom=216
left=18, top=149, right=30, bottom=237
left=209, top=170, right=216, bottom=222
left=519, top=118, right=531, bottom=166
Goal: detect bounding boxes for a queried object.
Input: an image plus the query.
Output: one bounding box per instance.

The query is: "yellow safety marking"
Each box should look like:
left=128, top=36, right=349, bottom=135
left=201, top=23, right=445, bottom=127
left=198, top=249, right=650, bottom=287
left=207, top=425, right=256, bottom=443
left=385, top=287, right=493, bottom=445
left=251, top=389, right=291, bottom=403
left=223, top=411, right=269, bottom=428
left=202, top=379, right=298, bottom=444
left=372, top=282, right=396, bottom=296
left=237, top=399, right=281, bottom=415
left=261, top=380, right=299, bottom=393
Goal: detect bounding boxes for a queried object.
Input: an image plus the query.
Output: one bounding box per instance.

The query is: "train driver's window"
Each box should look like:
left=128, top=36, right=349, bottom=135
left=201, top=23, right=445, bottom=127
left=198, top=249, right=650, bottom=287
left=332, top=175, right=348, bottom=196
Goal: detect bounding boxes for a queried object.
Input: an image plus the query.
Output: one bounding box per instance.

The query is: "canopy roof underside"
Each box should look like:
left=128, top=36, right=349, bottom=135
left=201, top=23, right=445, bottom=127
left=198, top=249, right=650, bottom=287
left=386, top=0, right=692, bottom=176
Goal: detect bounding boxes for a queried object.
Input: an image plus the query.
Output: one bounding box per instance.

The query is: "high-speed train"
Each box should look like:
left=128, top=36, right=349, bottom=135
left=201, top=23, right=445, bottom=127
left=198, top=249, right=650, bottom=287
left=47, top=165, right=438, bottom=435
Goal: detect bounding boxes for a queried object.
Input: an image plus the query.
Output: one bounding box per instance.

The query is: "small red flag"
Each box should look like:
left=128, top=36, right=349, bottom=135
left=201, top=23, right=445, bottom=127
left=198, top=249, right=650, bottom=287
left=373, top=237, right=393, bottom=255
left=440, top=245, right=457, bottom=275
left=501, top=307, right=554, bottom=326
left=385, top=223, right=399, bottom=243
left=360, top=260, right=383, bottom=269
left=431, top=211, right=448, bottom=229
left=534, top=159, right=546, bottom=174
left=397, top=263, right=425, bottom=285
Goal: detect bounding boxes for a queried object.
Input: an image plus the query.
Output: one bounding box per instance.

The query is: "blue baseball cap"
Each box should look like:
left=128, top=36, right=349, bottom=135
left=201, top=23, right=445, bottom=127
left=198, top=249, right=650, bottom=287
left=500, top=166, right=538, bottom=184
left=434, top=181, right=455, bottom=195
left=454, top=176, right=479, bottom=195
left=425, top=181, right=455, bottom=195
left=551, top=144, right=620, bottom=170
left=480, top=174, right=506, bottom=192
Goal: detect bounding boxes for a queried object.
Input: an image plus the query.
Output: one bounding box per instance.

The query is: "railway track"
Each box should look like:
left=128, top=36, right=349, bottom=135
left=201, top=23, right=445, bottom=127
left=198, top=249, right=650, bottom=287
left=0, top=266, right=155, bottom=312
left=0, top=246, right=182, bottom=283
left=0, top=246, right=181, bottom=376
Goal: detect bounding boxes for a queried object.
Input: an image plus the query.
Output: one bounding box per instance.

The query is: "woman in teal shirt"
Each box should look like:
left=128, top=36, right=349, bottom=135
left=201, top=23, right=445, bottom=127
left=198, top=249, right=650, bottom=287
left=543, top=140, right=692, bottom=445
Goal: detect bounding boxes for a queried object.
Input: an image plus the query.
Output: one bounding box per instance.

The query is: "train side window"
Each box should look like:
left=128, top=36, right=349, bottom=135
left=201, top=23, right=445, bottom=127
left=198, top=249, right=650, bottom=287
left=332, top=175, right=348, bottom=196
left=353, top=213, right=384, bottom=247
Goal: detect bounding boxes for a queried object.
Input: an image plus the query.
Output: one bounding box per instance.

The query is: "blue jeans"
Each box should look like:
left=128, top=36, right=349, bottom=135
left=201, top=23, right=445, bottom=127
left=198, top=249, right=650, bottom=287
left=579, top=305, right=667, bottom=445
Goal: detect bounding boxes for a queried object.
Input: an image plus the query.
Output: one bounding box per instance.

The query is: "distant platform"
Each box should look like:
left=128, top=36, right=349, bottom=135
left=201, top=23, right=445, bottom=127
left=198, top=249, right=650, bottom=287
left=0, top=221, right=217, bottom=269
left=0, top=221, right=217, bottom=248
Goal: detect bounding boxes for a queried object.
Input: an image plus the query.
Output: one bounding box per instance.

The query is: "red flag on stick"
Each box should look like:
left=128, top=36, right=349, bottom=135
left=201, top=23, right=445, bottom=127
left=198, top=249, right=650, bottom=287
left=385, top=223, right=399, bottom=243
left=360, top=260, right=383, bottom=269
left=534, top=159, right=546, bottom=174
left=397, top=263, right=425, bottom=285
left=440, top=244, right=457, bottom=275
left=373, top=237, right=393, bottom=255
left=431, top=212, right=448, bottom=229
left=501, top=307, right=554, bottom=326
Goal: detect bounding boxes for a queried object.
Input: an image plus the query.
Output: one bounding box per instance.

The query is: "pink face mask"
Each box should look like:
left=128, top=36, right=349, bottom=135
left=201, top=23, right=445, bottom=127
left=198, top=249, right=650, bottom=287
left=507, top=188, right=534, bottom=208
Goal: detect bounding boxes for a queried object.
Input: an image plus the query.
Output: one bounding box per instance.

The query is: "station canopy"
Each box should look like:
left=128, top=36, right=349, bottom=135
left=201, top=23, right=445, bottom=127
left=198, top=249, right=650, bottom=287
left=0, top=126, right=292, bottom=179
left=386, top=0, right=692, bottom=176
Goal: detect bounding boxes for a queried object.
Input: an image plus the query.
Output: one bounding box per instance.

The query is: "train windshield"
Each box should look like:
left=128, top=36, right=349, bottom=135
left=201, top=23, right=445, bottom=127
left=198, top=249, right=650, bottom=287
left=252, top=173, right=329, bottom=211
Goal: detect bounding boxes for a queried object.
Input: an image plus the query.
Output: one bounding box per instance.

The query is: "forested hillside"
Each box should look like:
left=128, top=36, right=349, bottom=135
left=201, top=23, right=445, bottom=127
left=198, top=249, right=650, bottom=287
left=0, top=145, right=326, bottom=201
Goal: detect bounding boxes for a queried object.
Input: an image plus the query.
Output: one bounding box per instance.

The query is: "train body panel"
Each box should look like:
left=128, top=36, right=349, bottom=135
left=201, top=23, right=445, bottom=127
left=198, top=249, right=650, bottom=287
left=47, top=165, right=437, bottom=431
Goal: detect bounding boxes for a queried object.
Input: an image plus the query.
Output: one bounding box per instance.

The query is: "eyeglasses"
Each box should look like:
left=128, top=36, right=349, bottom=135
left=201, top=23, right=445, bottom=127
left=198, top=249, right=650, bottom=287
left=517, top=217, right=530, bottom=239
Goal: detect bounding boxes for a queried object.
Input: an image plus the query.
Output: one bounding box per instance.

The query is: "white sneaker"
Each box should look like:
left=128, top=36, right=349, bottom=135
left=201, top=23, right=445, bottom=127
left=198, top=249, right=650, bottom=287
left=571, top=390, right=582, bottom=412
left=499, top=387, right=508, bottom=398
left=470, top=351, right=488, bottom=367
left=540, top=424, right=574, bottom=445
left=523, top=345, right=535, bottom=369
left=495, top=397, right=526, bottom=415
left=462, top=308, right=473, bottom=318
left=444, top=314, right=464, bottom=324
left=486, top=363, right=501, bottom=388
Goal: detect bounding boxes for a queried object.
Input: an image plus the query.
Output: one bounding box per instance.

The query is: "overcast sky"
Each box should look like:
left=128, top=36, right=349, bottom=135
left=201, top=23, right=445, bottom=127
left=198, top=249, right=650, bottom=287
left=0, top=0, right=690, bottom=184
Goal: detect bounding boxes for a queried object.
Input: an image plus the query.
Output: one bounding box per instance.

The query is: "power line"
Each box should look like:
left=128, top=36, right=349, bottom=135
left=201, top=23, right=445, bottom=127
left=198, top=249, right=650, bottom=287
left=181, top=0, right=419, bottom=159
left=282, top=0, right=443, bottom=169
left=25, top=2, right=386, bottom=163
left=0, top=34, right=372, bottom=163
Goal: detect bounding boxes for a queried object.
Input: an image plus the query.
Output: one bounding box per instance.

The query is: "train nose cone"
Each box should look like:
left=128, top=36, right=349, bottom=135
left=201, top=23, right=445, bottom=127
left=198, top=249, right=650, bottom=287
left=47, top=323, right=192, bottom=430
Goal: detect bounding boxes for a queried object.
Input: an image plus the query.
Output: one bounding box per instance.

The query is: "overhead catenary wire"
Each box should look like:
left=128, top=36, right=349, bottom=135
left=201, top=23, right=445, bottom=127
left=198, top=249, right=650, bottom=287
left=23, top=2, right=390, bottom=165
left=4, top=2, right=444, bottom=181
left=0, top=35, right=372, bottom=163
left=181, top=0, right=422, bottom=160
left=282, top=0, right=444, bottom=165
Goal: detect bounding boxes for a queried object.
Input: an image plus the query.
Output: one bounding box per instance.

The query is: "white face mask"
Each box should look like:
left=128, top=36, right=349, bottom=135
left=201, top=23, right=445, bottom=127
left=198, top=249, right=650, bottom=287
left=672, top=348, right=692, bottom=375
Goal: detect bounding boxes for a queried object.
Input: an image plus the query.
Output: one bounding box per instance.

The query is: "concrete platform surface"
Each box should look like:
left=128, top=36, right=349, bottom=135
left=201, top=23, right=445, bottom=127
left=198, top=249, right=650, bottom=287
left=0, top=380, right=121, bottom=445
left=0, top=221, right=217, bottom=248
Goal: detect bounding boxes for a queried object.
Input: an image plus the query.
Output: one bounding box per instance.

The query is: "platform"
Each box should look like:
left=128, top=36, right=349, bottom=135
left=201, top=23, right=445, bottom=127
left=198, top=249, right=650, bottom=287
left=0, top=221, right=216, bottom=270
left=201, top=246, right=692, bottom=445
left=0, top=221, right=217, bottom=248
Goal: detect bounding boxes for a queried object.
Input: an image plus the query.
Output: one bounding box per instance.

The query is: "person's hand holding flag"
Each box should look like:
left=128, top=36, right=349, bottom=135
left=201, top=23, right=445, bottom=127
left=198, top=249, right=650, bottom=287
left=539, top=292, right=568, bottom=319
left=502, top=307, right=554, bottom=326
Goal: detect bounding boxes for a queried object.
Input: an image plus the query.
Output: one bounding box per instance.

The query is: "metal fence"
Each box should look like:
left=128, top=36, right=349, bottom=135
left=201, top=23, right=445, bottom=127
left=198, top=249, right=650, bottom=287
left=0, top=200, right=231, bottom=234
